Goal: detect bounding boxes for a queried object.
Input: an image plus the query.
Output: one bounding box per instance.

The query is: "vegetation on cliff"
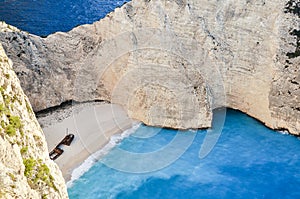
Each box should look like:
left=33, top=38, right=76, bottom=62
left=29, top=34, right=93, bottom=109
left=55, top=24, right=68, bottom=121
left=0, top=44, right=67, bottom=198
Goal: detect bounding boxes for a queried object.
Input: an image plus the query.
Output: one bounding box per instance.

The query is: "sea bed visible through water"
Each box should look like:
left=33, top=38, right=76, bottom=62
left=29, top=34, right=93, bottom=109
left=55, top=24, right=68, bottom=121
left=0, top=0, right=300, bottom=198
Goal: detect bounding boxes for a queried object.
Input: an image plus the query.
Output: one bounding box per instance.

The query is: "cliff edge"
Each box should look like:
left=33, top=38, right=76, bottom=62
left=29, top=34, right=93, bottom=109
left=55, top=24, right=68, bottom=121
left=0, top=0, right=299, bottom=135
left=0, top=43, right=68, bottom=198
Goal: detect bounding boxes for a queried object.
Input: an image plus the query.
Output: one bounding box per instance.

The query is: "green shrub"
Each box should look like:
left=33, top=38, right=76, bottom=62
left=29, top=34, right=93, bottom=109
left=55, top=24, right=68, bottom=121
left=0, top=104, right=9, bottom=117
left=42, top=194, right=48, bottom=199
left=34, top=163, right=49, bottom=183
left=4, top=116, right=22, bottom=136
left=0, top=103, right=5, bottom=113
left=23, top=158, right=36, bottom=178
left=5, top=125, right=16, bottom=136
left=37, top=163, right=58, bottom=191
left=25, top=100, right=33, bottom=114
left=19, top=129, right=24, bottom=137
left=0, top=120, right=5, bottom=128
left=9, top=116, right=22, bottom=129
left=12, top=95, right=18, bottom=103
left=23, top=158, right=58, bottom=192
left=1, top=83, right=7, bottom=91
left=20, top=146, right=28, bottom=155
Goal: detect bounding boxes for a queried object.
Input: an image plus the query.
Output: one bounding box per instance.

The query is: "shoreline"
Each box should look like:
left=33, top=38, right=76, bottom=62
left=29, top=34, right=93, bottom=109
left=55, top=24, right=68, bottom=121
left=37, top=102, right=300, bottom=183
left=66, top=123, right=140, bottom=187
left=37, top=102, right=138, bottom=181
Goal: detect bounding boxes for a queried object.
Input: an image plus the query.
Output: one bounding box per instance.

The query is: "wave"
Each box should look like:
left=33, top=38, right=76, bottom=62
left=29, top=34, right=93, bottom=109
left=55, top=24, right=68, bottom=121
left=66, top=123, right=141, bottom=188
left=277, top=129, right=290, bottom=135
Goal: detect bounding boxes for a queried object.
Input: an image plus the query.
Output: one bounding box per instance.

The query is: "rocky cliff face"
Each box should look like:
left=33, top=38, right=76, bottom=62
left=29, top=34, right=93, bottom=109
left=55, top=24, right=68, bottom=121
left=0, top=0, right=299, bottom=134
left=0, top=43, right=68, bottom=198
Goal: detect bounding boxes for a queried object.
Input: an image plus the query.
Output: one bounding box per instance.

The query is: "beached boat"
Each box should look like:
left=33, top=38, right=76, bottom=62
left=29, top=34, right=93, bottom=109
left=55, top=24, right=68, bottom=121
left=49, top=147, right=64, bottom=160
left=59, top=134, right=75, bottom=146
left=49, top=130, right=75, bottom=160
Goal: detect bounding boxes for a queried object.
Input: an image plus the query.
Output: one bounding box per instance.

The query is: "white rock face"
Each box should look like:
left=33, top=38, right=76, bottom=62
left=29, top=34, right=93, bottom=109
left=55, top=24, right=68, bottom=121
left=0, top=44, right=68, bottom=198
left=0, top=0, right=299, bottom=135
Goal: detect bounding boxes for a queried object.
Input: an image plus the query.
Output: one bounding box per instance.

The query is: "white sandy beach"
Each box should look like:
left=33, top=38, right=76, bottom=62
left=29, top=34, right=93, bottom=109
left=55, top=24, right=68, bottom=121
left=37, top=102, right=137, bottom=181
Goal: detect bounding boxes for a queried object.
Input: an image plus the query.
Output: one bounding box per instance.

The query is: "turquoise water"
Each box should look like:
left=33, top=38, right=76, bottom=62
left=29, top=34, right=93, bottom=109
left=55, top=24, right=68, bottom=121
left=68, top=109, right=300, bottom=198
left=1, top=1, right=300, bottom=198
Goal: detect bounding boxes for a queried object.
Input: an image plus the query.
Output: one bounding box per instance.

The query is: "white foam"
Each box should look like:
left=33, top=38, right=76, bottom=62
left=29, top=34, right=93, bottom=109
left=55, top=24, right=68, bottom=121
left=277, top=130, right=289, bottom=135
left=67, top=123, right=141, bottom=188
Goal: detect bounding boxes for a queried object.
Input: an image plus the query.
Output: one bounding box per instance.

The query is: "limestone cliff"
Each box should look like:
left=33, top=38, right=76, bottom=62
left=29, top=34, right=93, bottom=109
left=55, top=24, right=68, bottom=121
left=0, top=43, right=68, bottom=198
left=0, top=0, right=299, bottom=135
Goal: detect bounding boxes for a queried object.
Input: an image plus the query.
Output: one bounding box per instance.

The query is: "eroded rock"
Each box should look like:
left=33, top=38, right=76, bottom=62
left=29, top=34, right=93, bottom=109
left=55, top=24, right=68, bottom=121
left=0, top=0, right=299, bottom=135
left=0, top=43, right=68, bottom=198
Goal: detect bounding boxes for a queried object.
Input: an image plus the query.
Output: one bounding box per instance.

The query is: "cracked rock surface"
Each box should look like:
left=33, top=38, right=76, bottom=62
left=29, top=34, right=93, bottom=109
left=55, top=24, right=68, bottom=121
left=0, top=42, right=68, bottom=198
left=0, top=0, right=299, bottom=135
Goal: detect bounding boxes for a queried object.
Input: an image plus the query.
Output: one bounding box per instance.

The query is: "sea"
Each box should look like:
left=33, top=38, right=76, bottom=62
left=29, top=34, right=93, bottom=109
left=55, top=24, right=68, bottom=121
left=0, top=0, right=129, bottom=36
left=0, top=1, right=300, bottom=198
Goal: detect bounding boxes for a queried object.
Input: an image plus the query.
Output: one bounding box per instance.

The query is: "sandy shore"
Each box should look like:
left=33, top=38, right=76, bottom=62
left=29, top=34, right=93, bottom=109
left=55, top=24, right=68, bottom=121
left=37, top=102, right=137, bottom=181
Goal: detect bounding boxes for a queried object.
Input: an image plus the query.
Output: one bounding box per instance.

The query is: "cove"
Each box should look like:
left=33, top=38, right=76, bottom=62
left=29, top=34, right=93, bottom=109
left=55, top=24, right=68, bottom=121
left=1, top=1, right=299, bottom=198
left=67, top=109, right=300, bottom=199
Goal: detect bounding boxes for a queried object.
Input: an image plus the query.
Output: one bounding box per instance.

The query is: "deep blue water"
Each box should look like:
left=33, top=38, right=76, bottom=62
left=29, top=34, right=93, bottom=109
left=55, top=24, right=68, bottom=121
left=68, top=109, right=300, bottom=199
left=0, top=0, right=129, bottom=36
